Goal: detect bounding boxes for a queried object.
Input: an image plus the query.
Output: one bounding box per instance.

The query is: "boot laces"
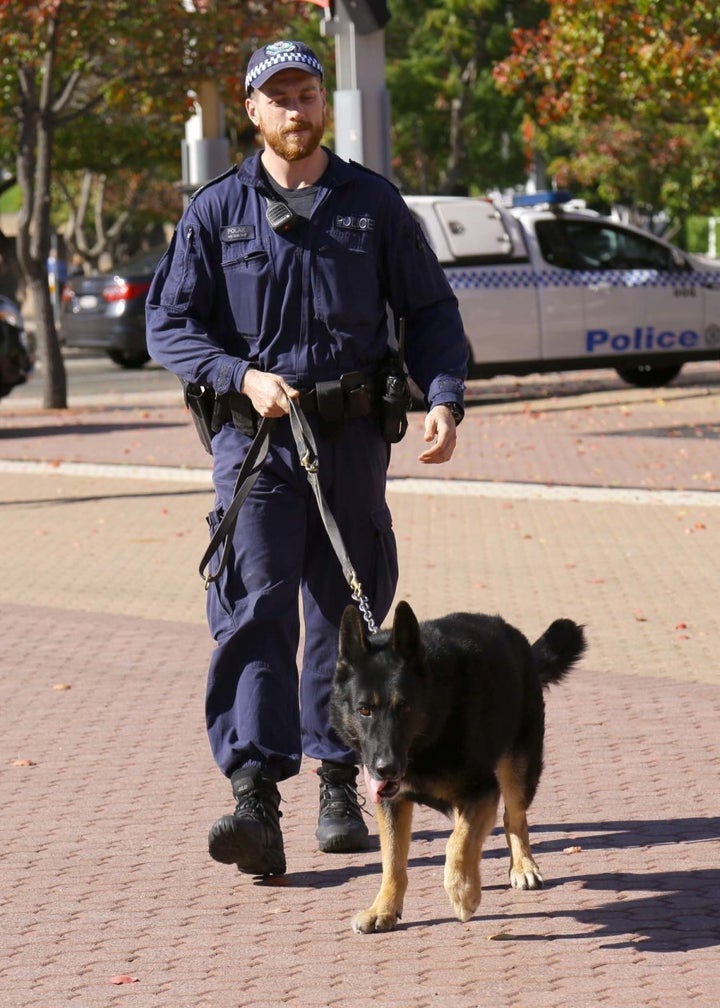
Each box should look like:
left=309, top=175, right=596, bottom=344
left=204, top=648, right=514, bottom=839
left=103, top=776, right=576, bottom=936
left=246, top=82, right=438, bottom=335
left=235, top=788, right=282, bottom=821
left=319, top=778, right=367, bottom=821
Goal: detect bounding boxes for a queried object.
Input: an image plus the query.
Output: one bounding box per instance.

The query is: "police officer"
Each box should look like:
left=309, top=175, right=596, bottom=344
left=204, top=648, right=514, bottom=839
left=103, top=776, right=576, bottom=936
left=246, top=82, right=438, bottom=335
left=146, top=40, right=467, bottom=877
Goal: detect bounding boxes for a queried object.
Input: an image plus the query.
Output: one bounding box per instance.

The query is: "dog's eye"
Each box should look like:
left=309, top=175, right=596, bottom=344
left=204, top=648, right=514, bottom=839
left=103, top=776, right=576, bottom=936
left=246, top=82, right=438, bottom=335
left=358, top=704, right=373, bottom=718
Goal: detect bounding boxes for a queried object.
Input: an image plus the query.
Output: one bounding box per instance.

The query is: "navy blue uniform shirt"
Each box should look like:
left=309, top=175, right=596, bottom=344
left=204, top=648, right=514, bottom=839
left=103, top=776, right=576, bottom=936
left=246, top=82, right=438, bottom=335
left=146, top=148, right=467, bottom=408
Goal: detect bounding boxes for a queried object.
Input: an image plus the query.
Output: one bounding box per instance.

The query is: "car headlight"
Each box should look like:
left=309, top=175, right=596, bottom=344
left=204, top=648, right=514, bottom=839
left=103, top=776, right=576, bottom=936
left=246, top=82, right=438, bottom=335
left=0, top=305, right=24, bottom=330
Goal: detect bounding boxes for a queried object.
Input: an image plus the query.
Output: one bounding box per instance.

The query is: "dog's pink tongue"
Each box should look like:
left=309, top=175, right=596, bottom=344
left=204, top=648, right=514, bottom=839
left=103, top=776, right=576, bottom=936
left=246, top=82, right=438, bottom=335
left=363, top=765, right=385, bottom=804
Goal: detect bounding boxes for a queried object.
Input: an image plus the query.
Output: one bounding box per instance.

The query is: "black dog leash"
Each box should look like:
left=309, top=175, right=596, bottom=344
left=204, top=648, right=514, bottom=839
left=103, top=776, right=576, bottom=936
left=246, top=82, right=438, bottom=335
left=199, top=397, right=379, bottom=635
left=286, top=397, right=379, bottom=634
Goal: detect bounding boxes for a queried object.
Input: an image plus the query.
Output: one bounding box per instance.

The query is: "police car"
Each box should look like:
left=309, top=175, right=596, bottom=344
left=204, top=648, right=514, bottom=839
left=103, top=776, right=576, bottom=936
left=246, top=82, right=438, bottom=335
left=403, top=192, right=720, bottom=387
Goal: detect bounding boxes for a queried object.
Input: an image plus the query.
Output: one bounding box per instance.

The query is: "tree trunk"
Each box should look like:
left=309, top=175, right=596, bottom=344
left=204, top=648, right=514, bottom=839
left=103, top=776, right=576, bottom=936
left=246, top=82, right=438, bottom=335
left=15, top=31, right=68, bottom=408
left=29, top=277, right=66, bottom=408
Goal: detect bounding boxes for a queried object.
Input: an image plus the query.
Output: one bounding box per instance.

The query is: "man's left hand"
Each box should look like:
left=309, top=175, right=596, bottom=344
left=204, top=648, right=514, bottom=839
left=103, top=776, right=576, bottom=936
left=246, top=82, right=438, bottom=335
left=418, top=405, right=458, bottom=464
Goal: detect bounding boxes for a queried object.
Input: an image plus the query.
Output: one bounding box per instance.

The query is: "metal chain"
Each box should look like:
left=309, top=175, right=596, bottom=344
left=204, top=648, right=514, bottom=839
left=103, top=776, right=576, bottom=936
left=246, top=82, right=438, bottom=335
left=351, top=579, right=379, bottom=635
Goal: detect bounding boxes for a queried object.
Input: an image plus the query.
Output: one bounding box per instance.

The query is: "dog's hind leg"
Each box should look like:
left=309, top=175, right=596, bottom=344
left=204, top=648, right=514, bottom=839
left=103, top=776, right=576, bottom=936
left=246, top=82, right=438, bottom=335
left=352, top=798, right=413, bottom=934
left=496, top=754, right=544, bottom=890
left=443, top=791, right=499, bottom=922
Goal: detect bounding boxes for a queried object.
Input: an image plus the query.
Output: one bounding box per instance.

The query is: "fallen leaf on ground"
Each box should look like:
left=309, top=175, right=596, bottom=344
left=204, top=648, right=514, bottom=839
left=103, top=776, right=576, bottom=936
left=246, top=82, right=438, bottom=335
left=11, top=759, right=37, bottom=767
left=52, top=683, right=72, bottom=690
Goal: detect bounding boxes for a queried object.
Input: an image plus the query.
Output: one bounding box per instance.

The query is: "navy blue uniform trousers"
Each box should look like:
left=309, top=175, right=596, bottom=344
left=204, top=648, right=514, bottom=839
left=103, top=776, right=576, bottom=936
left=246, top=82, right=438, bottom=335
left=205, top=412, right=398, bottom=781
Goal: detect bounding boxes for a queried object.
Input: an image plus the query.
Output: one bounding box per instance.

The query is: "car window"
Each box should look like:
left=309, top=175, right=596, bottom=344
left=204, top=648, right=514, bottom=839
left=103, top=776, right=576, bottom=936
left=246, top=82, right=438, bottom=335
left=536, top=219, right=677, bottom=271
left=98, top=246, right=165, bottom=276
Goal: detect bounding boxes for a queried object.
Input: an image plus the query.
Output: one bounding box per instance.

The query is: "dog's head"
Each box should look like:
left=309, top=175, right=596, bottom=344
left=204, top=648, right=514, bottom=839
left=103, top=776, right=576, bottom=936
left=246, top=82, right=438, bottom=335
left=331, top=600, right=430, bottom=803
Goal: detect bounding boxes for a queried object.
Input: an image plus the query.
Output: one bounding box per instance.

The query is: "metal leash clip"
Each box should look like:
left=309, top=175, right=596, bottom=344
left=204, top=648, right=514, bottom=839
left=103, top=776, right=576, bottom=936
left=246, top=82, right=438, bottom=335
left=352, top=579, right=379, bottom=636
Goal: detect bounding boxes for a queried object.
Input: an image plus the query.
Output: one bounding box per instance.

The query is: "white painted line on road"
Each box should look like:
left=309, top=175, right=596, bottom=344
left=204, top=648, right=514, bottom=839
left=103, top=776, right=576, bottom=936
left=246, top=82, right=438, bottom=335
left=0, top=458, right=212, bottom=484
left=387, top=477, right=720, bottom=507
left=1, top=458, right=718, bottom=506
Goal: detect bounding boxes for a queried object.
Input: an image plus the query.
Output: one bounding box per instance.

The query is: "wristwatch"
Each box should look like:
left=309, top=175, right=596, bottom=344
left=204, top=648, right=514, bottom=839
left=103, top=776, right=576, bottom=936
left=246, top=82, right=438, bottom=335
left=439, top=401, right=463, bottom=425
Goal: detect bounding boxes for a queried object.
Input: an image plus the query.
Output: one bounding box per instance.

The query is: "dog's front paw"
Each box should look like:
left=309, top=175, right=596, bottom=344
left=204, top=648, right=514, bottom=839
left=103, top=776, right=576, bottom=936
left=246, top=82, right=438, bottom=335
left=352, top=906, right=401, bottom=933
left=444, top=872, right=482, bottom=923
left=509, top=857, right=544, bottom=890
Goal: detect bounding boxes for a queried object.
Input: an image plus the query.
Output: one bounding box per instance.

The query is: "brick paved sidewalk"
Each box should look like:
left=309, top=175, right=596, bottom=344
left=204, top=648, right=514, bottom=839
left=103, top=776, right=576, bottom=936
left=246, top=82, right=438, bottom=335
left=1, top=368, right=719, bottom=1006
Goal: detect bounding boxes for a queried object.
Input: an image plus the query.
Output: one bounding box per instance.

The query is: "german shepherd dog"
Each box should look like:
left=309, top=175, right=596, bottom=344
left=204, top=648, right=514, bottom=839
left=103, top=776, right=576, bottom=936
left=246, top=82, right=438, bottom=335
left=330, top=600, right=586, bottom=933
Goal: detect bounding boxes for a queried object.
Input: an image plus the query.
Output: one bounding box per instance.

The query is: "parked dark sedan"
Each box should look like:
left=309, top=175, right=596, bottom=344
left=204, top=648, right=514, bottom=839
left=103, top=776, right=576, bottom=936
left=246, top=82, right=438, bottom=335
left=60, top=246, right=164, bottom=368
left=0, top=294, right=34, bottom=399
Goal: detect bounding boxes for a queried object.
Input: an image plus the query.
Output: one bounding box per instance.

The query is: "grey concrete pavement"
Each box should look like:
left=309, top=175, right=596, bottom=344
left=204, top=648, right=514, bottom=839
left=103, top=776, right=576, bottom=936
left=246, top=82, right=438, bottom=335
left=1, top=366, right=719, bottom=1007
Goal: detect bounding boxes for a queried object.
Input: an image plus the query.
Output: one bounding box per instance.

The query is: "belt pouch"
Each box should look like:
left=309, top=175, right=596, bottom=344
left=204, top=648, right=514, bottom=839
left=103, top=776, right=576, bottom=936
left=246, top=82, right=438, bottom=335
left=228, top=390, right=258, bottom=437
left=345, top=384, right=370, bottom=418
left=340, top=371, right=368, bottom=419
left=315, top=380, right=345, bottom=423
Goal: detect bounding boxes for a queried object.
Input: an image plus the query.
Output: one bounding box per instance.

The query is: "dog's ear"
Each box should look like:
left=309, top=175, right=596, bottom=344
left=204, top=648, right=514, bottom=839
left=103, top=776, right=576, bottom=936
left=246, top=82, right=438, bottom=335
left=391, top=600, right=422, bottom=659
left=338, top=604, right=368, bottom=665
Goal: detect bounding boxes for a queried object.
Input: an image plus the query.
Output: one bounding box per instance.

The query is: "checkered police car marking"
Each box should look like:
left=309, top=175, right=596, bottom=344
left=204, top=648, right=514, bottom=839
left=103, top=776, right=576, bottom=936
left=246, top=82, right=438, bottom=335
left=445, top=267, right=714, bottom=291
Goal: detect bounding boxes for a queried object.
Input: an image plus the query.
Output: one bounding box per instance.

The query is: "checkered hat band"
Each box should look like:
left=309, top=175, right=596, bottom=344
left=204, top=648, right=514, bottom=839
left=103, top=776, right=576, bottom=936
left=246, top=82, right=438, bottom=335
left=246, top=51, right=323, bottom=91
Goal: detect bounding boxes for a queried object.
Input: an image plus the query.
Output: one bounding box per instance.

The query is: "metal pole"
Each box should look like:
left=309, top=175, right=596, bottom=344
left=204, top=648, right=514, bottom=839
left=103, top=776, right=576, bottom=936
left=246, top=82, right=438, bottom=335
left=321, top=1, right=391, bottom=177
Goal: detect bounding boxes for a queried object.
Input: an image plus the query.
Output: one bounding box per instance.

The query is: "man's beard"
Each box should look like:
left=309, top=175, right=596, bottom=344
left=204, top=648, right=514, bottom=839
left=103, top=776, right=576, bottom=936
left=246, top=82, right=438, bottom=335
left=261, top=114, right=325, bottom=162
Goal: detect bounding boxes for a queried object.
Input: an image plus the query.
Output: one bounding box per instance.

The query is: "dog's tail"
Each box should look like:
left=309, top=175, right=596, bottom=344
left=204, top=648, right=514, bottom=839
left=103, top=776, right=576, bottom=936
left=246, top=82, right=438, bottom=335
left=532, top=619, right=586, bottom=687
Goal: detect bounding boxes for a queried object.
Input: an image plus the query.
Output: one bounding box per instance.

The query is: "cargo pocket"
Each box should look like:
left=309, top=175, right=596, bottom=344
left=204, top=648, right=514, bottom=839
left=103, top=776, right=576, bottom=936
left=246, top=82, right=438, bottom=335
left=161, top=225, right=200, bottom=313
left=370, top=503, right=398, bottom=620
left=222, top=246, right=272, bottom=337
left=205, top=506, right=234, bottom=623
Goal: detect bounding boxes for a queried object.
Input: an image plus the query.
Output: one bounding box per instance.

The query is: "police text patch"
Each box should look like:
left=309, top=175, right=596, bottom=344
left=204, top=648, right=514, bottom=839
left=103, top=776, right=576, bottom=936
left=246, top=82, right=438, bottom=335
left=335, top=215, right=375, bottom=232
left=220, top=225, right=255, bottom=242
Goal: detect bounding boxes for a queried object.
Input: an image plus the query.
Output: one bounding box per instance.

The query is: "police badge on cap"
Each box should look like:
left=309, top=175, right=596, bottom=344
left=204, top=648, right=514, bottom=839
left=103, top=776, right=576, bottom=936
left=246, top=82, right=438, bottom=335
left=245, top=40, right=324, bottom=95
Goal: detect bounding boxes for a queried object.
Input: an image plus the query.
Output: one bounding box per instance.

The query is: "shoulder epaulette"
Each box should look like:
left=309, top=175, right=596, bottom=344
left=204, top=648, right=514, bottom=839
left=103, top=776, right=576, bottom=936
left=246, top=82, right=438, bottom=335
left=348, top=159, right=402, bottom=196
left=190, top=165, right=240, bottom=202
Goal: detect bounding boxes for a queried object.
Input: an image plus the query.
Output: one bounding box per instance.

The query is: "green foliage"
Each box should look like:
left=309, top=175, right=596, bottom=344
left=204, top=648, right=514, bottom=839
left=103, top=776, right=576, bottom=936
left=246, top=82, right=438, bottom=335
left=0, top=183, right=22, bottom=212
left=494, top=0, right=720, bottom=216
left=0, top=0, right=323, bottom=406
left=385, top=0, right=548, bottom=194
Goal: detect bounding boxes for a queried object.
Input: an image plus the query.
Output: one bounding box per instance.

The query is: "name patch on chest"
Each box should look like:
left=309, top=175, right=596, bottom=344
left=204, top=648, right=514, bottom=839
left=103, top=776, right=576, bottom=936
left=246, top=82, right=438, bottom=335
left=335, top=215, right=375, bottom=232
left=220, top=224, right=255, bottom=242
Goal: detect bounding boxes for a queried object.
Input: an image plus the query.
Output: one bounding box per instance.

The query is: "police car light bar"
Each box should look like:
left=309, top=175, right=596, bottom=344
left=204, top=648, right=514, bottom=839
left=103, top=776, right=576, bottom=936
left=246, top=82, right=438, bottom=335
left=511, top=190, right=573, bottom=208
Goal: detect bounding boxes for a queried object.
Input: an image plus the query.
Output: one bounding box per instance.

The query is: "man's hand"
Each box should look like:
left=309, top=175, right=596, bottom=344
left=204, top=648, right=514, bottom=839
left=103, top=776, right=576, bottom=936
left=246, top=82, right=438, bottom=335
left=240, top=368, right=299, bottom=417
left=418, top=404, right=458, bottom=464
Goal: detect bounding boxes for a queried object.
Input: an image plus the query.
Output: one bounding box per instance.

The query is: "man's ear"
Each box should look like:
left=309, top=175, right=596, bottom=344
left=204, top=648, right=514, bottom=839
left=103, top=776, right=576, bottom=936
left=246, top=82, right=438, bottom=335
left=245, top=95, right=259, bottom=126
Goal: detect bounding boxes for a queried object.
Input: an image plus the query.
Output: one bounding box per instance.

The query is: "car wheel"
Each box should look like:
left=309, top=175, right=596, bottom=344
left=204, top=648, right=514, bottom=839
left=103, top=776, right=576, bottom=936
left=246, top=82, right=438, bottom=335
left=106, top=349, right=150, bottom=368
left=615, top=363, right=682, bottom=387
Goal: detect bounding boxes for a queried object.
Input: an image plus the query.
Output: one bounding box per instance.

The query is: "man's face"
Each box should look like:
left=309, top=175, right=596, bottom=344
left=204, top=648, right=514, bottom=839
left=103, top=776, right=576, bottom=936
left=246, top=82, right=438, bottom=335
left=246, top=69, right=326, bottom=163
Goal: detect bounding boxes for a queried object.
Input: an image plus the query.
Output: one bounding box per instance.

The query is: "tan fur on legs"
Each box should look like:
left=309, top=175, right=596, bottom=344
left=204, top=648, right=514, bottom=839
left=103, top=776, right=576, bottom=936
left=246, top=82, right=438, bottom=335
left=496, top=754, right=544, bottom=890
left=443, top=792, right=499, bottom=922
left=352, top=799, right=413, bottom=934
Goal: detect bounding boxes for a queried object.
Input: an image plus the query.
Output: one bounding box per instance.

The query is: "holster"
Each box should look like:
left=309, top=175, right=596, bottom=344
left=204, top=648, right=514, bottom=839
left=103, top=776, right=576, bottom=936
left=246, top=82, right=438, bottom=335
left=373, top=352, right=412, bottom=444
left=182, top=380, right=216, bottom=454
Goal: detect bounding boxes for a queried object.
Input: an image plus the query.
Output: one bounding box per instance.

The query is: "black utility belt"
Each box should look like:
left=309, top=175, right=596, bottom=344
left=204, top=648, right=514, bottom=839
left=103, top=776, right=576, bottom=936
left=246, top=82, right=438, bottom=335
left=297, top=372, right=373, bottom=421
left=217, top=372, right=374, bottom=439
left=184, top=362, right=409, bottom=451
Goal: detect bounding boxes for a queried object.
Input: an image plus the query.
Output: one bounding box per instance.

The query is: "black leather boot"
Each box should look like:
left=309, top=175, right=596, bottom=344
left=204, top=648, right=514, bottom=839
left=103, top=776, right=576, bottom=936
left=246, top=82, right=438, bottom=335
left=316, top=762, right=369, bottom=853
left=208, top=766, right=286, bottom=875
